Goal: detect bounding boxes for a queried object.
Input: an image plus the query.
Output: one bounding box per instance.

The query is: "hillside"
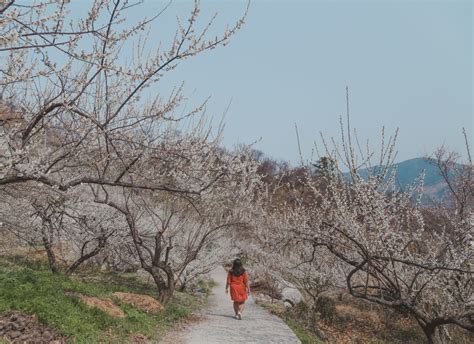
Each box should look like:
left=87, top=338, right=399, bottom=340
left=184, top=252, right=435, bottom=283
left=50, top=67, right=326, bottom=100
left=0, top=255, right=207, bottom=343
left=352, top=158, right=450, bottom=201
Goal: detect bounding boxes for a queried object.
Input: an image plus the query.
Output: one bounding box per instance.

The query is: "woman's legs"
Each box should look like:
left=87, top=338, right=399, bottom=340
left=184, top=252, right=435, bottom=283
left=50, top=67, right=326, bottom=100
left=232, top=302, right=245, bottom=319
left=233, top=302, right=239, bottom=316
left=238, top=302, right=245, bottom=315
left=232, top=301, right=246, bottom=319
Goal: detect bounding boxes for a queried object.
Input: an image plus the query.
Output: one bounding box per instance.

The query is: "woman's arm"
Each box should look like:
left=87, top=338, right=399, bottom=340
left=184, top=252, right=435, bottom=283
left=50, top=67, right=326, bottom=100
left=244, top=272, right=250, bottom=294
left=225, top=271, right=230, bottom=293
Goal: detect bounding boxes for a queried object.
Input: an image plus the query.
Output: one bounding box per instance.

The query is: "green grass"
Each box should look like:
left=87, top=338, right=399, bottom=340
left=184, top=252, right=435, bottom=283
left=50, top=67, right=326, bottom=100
left=283, top=317, right=325, bottom=344
left=0, top=255, right=203, bottom=343
left=196, top=277, right=217, bottom=296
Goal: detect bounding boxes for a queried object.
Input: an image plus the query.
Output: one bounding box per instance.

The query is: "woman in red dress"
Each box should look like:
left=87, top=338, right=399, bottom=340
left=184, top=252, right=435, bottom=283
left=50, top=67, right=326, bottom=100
left=225, top=259, right=249, bottom=320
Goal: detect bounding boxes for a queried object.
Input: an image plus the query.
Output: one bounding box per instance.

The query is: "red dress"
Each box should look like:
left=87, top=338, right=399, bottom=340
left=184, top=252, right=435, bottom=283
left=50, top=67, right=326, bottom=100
left=227, top=271, right=249, bottom=302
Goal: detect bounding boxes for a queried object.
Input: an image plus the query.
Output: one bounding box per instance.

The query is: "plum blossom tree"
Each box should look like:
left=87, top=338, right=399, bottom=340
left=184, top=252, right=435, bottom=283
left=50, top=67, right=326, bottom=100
left=1, top=0, right=256, bottom=303
left=0, top=183, right=124, bottom=273
left=249, top=191, right=343, bottom=340
left=0, top=0, right=247, bottom=192
left=177, top=235, right=239, bottom=292
left=288, top=90, right=473, bottom=343
left=92, top=142, right=260, bottom=303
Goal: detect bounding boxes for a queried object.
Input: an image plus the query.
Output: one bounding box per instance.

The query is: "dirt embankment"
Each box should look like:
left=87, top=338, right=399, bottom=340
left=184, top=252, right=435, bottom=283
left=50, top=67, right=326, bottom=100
left=0, top=311, right=64, bottom=344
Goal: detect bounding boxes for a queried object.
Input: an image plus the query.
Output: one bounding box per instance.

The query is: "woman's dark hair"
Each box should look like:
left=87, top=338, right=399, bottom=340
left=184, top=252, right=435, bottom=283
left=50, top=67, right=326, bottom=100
left=231, top=258, right=245, bottom=276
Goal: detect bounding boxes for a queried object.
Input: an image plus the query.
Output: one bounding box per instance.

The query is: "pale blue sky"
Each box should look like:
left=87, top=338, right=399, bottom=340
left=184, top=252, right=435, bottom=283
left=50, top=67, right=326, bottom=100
left=90, top=0, right=474, bottom=164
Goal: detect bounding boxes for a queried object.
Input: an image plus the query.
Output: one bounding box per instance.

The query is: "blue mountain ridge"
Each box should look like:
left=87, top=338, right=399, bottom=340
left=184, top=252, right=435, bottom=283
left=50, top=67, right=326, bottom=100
left=346, top=158, right=451, bottom=201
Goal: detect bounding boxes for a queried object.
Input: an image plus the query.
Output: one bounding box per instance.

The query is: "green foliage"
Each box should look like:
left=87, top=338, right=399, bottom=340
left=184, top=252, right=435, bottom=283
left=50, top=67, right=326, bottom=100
left=380, top=321, right=426, bottom=344
left=290, top=300, right=309, bottom=322
left=0, top=255, right=202, bottom=343
left=312, top=156, right=336, bottom=177
left=315, top=296, right=336, bottom=322
left=196, top=278, right=217, bottom=296
left=282, top=317, right=324, bottom=344
left=2, top=254, right=51, bottom=271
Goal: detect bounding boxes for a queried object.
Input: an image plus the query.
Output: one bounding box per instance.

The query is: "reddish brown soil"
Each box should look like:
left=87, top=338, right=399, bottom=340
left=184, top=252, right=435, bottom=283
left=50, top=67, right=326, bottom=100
left=113, top=292, right=164, bottom=313
left=65, top=291, right=125, bottom=318
left=80, top=295, right=125, bottom=318
left=129, top=333, right=148, bottom=343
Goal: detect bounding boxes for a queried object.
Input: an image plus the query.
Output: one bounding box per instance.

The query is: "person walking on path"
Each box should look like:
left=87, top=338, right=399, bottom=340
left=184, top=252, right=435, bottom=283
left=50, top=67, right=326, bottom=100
left=225, top=259, right=250, bottom=320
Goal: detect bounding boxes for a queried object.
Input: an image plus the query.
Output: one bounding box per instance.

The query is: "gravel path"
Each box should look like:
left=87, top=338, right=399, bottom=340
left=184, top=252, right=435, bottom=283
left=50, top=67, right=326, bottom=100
left=171, top=267, right=301, bottom=344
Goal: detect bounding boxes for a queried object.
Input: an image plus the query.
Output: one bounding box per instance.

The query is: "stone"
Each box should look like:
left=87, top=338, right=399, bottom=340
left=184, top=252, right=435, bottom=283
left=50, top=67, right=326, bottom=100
left=9, top=330, right=22, bottom=338
left=281, top=287, right=302, bottom=305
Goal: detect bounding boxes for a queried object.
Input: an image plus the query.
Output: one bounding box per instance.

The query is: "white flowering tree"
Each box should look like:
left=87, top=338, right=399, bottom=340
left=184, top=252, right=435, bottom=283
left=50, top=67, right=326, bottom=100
left=0, top=0, right=256, bottom=303
left=91, top=142, right=259, bottom=303
left=248, top=187, right=344, bottom=340
left=288, top=91, right=473, bottom=344
left=0, top=0, right=247, bottom=192
left=177, top=235, right=239, bottom=292
left=0, top=183, right=125, bottom=273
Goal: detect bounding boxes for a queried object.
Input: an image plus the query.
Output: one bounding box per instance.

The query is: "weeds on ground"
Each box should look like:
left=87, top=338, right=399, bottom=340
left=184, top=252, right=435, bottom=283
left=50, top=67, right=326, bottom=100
left=0, top=255, right=203, bottom=343
left=284, top=317, right=324, bottom=344
left=196, top=278, right=217, bottom=296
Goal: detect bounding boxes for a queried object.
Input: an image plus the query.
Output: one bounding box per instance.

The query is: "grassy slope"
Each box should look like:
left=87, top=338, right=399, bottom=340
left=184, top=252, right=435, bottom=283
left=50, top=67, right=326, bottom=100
left=0, top=255, right=203, bottom=343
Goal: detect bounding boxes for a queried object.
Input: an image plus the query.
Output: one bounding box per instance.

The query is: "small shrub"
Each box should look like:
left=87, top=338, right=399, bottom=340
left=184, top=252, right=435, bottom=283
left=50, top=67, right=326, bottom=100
left=315, top=296, right=335, bottom=322
left=196, top=278, right=216, bottom=296
left=293, top=300, right=309, bottom=321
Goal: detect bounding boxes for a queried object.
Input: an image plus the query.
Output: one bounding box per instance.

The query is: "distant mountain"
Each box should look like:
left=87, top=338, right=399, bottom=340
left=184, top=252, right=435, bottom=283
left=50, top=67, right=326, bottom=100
left=348, top=158, right=451, bottom=202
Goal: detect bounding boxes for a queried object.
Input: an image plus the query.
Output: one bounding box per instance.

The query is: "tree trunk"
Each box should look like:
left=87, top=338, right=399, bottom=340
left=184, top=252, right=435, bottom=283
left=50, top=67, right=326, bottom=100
left=421, top=324, right=447, bottom=344
left=149, top=266, right=175, bottom=305
left=158, top=286, right=174, bottom=304
left=41, top=227, right=57, bottom=274
left=179, top=283, right=186, bottom=292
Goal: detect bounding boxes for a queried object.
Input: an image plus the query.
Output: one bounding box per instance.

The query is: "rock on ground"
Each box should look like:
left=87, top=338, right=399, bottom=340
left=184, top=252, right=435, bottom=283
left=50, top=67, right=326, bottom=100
left=281, top=287, right=302, bottom=305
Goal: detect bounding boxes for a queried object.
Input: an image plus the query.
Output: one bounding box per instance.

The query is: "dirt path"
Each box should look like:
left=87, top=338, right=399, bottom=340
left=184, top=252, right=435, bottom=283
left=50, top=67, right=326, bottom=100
left=161, top=267, right=301, bottom=344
